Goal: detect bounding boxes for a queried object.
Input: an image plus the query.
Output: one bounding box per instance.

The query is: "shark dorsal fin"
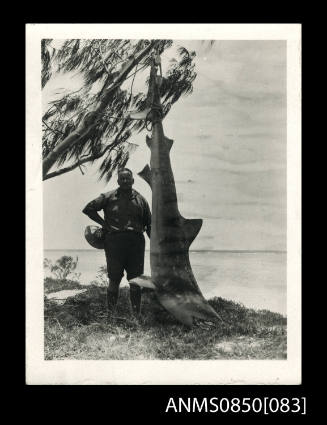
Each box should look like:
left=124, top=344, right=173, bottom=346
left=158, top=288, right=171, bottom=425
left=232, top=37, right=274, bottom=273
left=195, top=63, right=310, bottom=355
left=164, top=137, right=174, bottom=151
left=138, top=164, right=152, bottom=188
left=146, top=135, right=173, bottom=151
left=182, top=218, right=203, bottom=248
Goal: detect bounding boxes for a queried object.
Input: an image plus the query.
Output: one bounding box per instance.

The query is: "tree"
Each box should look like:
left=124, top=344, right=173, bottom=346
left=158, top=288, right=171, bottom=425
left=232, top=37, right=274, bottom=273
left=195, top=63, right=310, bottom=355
left=44, top=256, right=79, bottom=280
left=42, top=39, right=197, bottom=181
left=89, top=265, right=109, bottom=287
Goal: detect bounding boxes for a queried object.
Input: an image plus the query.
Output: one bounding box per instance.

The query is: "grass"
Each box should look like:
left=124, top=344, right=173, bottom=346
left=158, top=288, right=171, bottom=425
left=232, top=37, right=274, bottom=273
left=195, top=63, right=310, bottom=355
left=44, top=277, right=84, bottom=294
left=44, top=280, right=287, bottom=360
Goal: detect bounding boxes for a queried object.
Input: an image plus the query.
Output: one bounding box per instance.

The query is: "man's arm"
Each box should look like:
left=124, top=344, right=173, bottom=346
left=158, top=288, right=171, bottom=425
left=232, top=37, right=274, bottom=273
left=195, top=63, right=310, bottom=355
left=82, top=195, right=109, bottom=230
left=145, top=224, right=151, bottom=239
left=142, top=198, right=152, bottom=239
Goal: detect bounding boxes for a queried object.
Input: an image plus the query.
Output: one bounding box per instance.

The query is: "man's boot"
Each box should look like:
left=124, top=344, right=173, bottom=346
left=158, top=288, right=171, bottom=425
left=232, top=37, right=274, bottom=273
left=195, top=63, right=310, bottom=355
left=129, top=283, right=141, bottom=317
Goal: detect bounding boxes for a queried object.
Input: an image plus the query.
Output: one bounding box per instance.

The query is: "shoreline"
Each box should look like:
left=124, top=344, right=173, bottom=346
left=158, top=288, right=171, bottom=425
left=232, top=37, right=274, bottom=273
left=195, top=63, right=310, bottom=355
left=45, top=249, right=287, bottom=254
left=43, top=251, right=287, bottom=316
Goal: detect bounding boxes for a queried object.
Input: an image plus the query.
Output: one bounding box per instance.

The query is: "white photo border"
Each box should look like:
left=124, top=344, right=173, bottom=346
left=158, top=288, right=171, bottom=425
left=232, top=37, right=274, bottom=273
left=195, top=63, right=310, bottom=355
left=26, top=23, right=301, bottom=385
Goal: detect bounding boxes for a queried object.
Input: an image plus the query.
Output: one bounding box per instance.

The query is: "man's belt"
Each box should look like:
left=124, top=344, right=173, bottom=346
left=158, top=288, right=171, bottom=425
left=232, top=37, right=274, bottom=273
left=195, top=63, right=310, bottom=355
left=108, top=225, right=142, bottom=233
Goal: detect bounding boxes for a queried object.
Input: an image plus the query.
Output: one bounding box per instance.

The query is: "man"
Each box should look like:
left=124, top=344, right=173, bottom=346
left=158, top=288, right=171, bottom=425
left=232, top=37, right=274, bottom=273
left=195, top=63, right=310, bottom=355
left=82, top=168, right=151, bottom=317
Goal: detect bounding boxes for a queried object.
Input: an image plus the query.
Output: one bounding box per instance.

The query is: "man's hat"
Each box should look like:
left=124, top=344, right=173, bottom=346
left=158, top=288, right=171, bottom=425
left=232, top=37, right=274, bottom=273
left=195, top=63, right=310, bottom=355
left=84, top=225, right=105, bottom=249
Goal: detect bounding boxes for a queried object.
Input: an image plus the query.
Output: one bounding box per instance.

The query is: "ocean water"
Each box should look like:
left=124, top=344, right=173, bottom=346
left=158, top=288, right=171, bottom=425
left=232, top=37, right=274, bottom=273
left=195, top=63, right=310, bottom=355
left=44, top=249, right=286, bottom=315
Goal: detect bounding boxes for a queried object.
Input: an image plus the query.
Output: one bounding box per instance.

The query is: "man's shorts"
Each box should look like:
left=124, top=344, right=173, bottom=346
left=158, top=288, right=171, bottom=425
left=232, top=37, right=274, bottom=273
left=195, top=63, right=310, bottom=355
left=104, top=231, right=145, bottom=281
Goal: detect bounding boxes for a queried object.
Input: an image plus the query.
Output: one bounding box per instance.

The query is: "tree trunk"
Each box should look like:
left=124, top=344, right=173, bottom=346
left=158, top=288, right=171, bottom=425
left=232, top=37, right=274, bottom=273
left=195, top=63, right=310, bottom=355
left=43, top=40, right=158, bottom=180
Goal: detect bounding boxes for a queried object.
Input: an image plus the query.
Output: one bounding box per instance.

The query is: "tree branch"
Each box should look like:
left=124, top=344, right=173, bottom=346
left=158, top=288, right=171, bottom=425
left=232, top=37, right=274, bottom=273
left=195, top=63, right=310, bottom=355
left=98, top=42, right=110, bottom=74
left=43, top=40, right=158, bottom=180
left=43, top=143, right=113, bottom=180
left=43, top=122, right=129, bottom=181
left=42, top=119, right=64, bottom=135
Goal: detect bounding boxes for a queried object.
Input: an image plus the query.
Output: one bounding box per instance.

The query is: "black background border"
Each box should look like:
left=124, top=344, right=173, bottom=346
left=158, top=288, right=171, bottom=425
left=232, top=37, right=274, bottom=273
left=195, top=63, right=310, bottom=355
left=22, top=15, right=313, bottom=419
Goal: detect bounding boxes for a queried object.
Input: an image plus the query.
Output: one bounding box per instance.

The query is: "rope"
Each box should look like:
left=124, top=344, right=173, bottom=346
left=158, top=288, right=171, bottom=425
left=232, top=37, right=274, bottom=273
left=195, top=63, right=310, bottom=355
left=145, top=111, right=152, bottom=131
left=145, top=104, right=163, bottom=132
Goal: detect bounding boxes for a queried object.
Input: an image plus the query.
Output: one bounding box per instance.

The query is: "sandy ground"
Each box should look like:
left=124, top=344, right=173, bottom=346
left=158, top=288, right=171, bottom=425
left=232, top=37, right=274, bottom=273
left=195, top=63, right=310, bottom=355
left=46, top=289, right=87, bottom=305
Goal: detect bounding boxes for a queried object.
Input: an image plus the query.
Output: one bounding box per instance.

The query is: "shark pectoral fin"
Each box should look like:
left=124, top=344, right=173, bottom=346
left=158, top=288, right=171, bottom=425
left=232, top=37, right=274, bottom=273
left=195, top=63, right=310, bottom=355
left=138, top=165, right=152, bottom=188
left=157, top=292, right=220, bottom=327
left=182, top=218, right=203, bottom=248
left=164, top=137, right=174, bottom=151
left=128, top=275, right=155, bottom=290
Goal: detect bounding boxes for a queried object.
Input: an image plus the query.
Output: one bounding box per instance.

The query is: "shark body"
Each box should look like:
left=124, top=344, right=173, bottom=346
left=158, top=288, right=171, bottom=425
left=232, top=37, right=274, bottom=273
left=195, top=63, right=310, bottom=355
left=130, top=64, right=219, bottom=326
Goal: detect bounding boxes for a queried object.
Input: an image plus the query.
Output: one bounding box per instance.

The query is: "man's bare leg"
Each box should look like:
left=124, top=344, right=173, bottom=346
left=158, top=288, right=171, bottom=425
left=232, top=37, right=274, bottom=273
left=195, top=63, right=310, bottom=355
left=107, top=279, right=120, bottom=318
left=129, top=283, right=142, bottom=316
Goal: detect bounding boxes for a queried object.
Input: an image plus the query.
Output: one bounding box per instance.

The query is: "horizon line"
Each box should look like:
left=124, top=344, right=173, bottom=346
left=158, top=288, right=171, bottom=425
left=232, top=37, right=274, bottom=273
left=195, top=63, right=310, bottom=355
left=44, top=249, right=287, bottom=253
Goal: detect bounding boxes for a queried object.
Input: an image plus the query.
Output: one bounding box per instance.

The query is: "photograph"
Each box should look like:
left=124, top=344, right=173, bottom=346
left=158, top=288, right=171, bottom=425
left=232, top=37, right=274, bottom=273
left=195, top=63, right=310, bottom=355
left=26, top=24, right=301, bottom=385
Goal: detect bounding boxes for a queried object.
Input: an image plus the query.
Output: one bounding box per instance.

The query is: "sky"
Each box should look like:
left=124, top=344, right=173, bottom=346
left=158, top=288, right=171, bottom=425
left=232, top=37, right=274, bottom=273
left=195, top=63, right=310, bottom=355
left=43, top=40, right=286, bottom=251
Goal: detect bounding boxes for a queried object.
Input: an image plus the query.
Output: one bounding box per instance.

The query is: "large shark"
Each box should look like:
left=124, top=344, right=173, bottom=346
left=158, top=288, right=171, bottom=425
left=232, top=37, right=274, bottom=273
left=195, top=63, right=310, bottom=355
left=129, top=62, right=220, bottom=327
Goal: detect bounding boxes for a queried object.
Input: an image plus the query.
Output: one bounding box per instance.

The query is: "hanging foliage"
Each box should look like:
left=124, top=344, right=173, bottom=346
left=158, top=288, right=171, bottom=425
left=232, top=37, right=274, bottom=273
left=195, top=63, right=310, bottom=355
left=41, top=39, right=56, bottom=88
left=42, top=39, right=197, bottom=181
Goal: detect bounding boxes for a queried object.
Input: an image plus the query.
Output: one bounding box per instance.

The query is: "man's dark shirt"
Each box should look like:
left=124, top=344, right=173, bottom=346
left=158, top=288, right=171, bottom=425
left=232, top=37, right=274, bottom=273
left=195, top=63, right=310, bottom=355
left=83, top=188, right=151, bottom=234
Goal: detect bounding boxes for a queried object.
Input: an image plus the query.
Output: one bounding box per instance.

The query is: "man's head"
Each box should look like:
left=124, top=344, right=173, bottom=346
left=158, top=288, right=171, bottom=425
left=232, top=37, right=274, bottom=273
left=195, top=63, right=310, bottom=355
left=117, top=168, right=134, bottom=191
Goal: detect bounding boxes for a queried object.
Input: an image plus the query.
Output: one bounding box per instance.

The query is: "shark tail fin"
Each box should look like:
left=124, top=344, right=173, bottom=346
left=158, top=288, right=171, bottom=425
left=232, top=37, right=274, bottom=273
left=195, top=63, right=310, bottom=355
left=146, top=135, right=152, bottom=148
left=128, top=107, right=151, bottom=120
left=138, top=164, right=152, bottom=188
